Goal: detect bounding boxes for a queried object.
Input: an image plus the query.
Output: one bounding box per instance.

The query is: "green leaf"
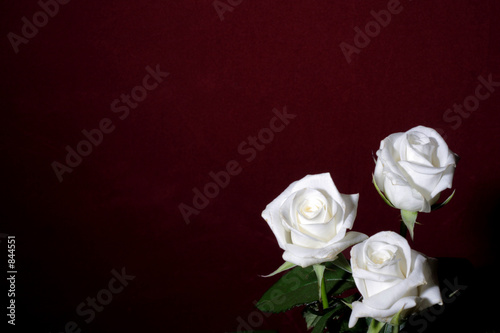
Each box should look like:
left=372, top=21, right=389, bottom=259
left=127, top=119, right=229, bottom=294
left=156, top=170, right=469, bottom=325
left=261, top=261, right=297, bottom=277
left=311, top=309, right=337, bottom=333
left=367, top=318, right=386, bottom=333
left=373, top=174, right=395, bottom=208
left=256, top=265, right=355, bottom=313
left=400, top=210, right=418, bottom=240
left=431, top=189, right=455, bottom=211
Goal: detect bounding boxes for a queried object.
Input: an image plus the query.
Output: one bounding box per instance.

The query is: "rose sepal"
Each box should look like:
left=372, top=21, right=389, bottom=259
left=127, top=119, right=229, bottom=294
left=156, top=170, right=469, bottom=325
left=260, top=261, right=297, bottom=278
left=390, top=305, right=405, bottom=326
left=430, top=189, right=456, bottom=211
left=367, top=318, right=386, bottom=333
left=332, top=252, right=352, bottom=273
left=364, top=314, right=405, bottom=333
left=400, top=210, right=418, bottom=240
left=372, top=174, right=395, bottom=208
left=384, top=305, right=406, bottom=333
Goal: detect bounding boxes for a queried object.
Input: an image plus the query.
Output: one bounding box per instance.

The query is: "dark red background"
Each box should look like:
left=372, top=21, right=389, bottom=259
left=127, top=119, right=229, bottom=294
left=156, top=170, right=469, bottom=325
left=2, top=0, right=500, bottom=332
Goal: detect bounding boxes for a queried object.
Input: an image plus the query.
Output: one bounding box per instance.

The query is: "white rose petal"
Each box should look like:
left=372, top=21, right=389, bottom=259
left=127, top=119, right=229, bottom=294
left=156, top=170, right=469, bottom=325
left=262, top=173, right=368, bottom=267
left=349, top=297, right=420, bottom=328
left=349, top=231, right=443, bottom=327
left=374, top=126, right=457, bottom=212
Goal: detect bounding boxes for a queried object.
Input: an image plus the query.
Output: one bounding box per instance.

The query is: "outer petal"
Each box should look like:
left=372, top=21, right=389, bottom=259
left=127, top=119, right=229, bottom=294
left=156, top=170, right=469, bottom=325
left=349, top=297, right=419, bottom=327
left=374, top=157, right=386, bottom=192
left=338, top=193, right=359, bottom=230
left=282, top=252, right=337, bottom=267
left=416, top=256, right=443, bottom=310
left=262, top=183, right=295, bottom=249
left=326, top=193, right=359, bottom=244
left=397, top=161, right=448, bottom=200
left=377, top=133, right=407, bottom=180
left=283, top=231, right=368, bottom=267
left=430, top=163, right=456, bottom=199
left=383, top=172, right=427, bottom=212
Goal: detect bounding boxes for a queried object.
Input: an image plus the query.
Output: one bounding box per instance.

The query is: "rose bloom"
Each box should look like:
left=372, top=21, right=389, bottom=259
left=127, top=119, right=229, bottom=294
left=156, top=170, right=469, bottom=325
left=349, top=231, right=442, bottom=327
left=374, top=126, right=457, bottom=212
left=261, top=173, right=367, bottom=267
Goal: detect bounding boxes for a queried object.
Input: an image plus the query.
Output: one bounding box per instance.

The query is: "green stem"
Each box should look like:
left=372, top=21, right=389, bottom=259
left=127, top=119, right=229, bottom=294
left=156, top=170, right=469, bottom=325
left=313, top=264, right=329, bottom=311
left=320, top=274, right=328, bottom=310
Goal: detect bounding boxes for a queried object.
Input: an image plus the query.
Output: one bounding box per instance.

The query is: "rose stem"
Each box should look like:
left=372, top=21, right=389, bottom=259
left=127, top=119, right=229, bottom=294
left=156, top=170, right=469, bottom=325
left=320, top=274, right=328, bottom=310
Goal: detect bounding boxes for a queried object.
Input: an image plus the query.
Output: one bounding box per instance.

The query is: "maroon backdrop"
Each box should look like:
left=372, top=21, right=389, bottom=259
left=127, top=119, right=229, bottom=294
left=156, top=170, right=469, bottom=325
left=2, top=0, right=500, bottom=332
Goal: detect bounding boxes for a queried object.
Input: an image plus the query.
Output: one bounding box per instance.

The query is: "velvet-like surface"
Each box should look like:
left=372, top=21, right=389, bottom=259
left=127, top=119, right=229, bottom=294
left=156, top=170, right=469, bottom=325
left=2, top=1, right=499, bottom=332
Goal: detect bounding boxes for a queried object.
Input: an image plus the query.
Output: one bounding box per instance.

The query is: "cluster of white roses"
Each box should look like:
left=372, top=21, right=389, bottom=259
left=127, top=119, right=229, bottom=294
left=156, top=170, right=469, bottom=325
left=261, top=126, right=457, bottom=328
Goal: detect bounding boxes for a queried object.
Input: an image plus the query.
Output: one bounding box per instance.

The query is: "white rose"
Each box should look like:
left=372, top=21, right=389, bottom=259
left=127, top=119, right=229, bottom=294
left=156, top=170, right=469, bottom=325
left=349, top=231, right=442, bottom=327
left=261, top=173, right=367, bottom=268
left=374, top=126, right=457, bottom=212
